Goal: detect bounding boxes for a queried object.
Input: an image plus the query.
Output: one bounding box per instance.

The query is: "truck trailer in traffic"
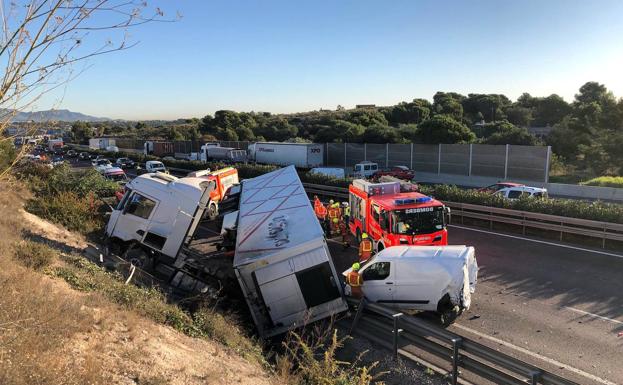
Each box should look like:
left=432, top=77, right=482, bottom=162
left=89, top=137, right=115, bottom=150
left=248, top=142, right=324, bottom=168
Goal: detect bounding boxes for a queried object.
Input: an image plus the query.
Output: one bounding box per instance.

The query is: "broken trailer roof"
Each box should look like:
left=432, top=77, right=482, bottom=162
left=233, top=165, right=323, bottom=267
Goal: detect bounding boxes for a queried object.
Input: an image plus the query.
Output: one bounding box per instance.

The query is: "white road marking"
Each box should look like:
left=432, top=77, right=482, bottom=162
left=452, top=323, right=618, bottom=385
left=564, top=307, right=623, bottom=325
left=449, top=224, right=623, bottom=259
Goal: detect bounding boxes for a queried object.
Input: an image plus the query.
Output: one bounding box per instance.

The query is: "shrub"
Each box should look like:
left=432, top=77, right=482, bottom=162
left=580, top=176, right=623, bottom=188
left=13, top=240, right=57, bottom=270
left=25, top=191, right=104, bottom=234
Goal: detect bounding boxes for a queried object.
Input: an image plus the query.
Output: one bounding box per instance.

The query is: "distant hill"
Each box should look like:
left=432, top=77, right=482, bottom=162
left=3, top=109, right=109, bottom=122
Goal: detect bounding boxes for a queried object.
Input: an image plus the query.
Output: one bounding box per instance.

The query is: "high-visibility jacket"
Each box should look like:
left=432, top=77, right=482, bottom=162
left=359, top=239, right=373, bottom=261
left=347, top=271, right=363, bottom=298
left=315, top=204, right=327, bottom=219
left=347, top=271, right=363, bottom=287
left=328, top=206, right=340, bottom=219
left=344, top=206, right=351, bottom=217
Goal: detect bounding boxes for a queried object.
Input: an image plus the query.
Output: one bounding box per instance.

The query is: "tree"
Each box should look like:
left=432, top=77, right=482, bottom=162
left=531, top=94, right=571, bottom=127
left=504, top=106, right=533, bottom=127
left=416, top=115, right=475, bottom=144
left=256, top=117, right=298, bottom=141
left=483, top=126, right=540, bottom=145
left=462, top=94, right=511, bottom=123
left=361, top=125, right=403, bottom=143
left=71, top=121, right=94, bottom=142
left=433, top=92, right=464, bottom=120
left=315, top=120, right=364, bottom=143
left=385, top=99, right=431, bottom=126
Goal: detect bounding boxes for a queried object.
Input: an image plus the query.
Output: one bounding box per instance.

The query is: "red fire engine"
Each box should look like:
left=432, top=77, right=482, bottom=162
left=348, top=179, right=449, bottom=251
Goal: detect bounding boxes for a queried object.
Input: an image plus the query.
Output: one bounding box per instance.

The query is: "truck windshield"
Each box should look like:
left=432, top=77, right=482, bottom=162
left=391, top=206, right=445, bottom=235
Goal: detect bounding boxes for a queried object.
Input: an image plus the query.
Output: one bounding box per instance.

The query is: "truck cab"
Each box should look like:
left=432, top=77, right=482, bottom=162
left=105, top=173, right=213, bottom=265
left=353, top=161, right=378, bottom=178
left=349, top=179, right=449, bottom=251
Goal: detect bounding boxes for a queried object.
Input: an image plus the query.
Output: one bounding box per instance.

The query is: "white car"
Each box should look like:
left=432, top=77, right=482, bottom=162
left=344, top=245, right=478, bottom=324
left=93, top=159, right=113, bottom=173
left=144, top=160, right=167, bottom=173
left=494, top=186, right=548, bottom=199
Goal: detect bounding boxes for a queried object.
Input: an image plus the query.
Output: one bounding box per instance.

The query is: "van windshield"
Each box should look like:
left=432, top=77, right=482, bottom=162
left=391, top=206, right=445, bottom=235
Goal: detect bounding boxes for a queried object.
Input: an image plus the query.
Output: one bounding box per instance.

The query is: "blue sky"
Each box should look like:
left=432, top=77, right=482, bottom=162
left=38, top=0, right=623, bottom=120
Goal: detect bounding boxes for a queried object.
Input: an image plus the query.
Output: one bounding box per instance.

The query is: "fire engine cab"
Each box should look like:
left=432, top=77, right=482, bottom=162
left=349, top=179, right=449, bottom=251
left=187, top=167, right=239, bottom=220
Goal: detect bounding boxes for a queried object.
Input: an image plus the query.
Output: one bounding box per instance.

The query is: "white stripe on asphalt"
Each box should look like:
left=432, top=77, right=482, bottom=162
left=449, top=224, right=623, bottom=259
left=564, top=307, right=623, bottom=325
left=452, top=323, right=618, bottom=385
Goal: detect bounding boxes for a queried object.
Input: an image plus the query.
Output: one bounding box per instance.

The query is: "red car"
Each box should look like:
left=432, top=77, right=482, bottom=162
left=372, top=165, right=415, bottom=181
left=477, top=182, right=525, bottom=193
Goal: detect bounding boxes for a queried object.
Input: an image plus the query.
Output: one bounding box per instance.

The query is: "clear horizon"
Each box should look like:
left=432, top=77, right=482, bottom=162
left=29, top=0, right=623, bottom=120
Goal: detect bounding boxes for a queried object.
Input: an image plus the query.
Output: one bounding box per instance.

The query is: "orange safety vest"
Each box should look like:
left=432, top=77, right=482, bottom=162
left=347, top=271, right=363, bottom=287
left=359, top=239, right=373, bottom=260
left=315, top=204, right=327, bottom=219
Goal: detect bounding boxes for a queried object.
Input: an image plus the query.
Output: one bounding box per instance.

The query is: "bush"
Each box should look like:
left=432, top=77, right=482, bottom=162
left=25, top=191, right=104, bottom=234
left=422, top=184, right=623, bottom=224
left=580, top=176, right=623, bottom=188
left=13, top=240, right=57, bottom=270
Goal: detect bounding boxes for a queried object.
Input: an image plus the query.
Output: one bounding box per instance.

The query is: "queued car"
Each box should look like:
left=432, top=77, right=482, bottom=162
left=78, top=152, right=92, bottom=161
left=102, top=167, right=128, bottom=182
left=51, top=154, right=65, bottom=167
left=372, top=165, right=415, bottom=181
left=66, top=149, right=78, bottom=158
left=91, top=155, right=108, bottom=166
left=93, top=158, right=113, bottom=173
left=494, top=186, right=548, bottom=200
left=477, top=182, right=525, bottom=193
left=115, top=157, right=136, bottom=169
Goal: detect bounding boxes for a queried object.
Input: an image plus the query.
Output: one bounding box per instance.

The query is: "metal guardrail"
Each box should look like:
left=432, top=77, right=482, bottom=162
left=346, top=297, right=577, bottom=385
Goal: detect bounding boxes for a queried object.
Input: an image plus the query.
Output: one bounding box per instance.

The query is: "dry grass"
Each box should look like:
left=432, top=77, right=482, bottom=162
left=0, top=179, right=107, bottom=385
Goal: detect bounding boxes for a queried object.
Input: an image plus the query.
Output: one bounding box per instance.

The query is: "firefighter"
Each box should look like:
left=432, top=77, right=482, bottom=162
left=327, top=203, right=340, bottom=233
left=338, top=219, right=349, bottom=250
left=331, top=217, right=340, bottom=236
left=358, top=233, right=373, bottom=263
left=314, top=196, right=327, bottom=221
left=342, top=202, right=350, bottom=224
left=347, top=262, right=363, bottom=298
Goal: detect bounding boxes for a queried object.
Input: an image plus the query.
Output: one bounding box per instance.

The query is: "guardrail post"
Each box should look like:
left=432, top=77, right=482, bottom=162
left=603, top=224, right=607, bottom=249
left=349, top=297, right=367, bottom=335
left=529, top=370, right=541, bottom=385
left=392, top=313, right=403, bottom=360
left=451, top=337, right=462, bottom=385
left=364, top=143, right=367, bottom=161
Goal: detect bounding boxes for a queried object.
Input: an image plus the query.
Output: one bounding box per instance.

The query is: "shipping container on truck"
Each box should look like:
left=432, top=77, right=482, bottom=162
left=233, top=165, right=347, bottom=337
left=349, top=179, right=450, bottom=252
left=248, top=142, right=324, bottom=168
left=89, top=137, right=115, bottom=150
left=152, top=141, right=175, bottom=157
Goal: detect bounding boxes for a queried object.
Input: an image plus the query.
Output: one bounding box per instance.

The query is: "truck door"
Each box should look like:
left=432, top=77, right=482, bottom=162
left=361, top=261, right=393, bottom=303
left=111, top=191, right=158, bottom=243
left=368, top=204, right=383, bottom=240
left=254, top=259, right=307, bottom=324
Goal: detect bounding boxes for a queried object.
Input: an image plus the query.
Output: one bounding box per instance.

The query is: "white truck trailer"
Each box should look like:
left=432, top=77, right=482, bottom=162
left=233, top=165, right=347, bottom=337
left=248, top=142, right=324, bottom=168
left=89, top=137, right=116, bottom=150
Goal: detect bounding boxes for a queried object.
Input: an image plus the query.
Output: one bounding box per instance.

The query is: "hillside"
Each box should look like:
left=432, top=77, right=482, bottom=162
left=2, top=108, right=109, bottom=122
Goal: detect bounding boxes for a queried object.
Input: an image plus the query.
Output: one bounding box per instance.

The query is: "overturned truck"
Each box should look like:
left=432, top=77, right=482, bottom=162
left=104, top=166, right=347, bottom=338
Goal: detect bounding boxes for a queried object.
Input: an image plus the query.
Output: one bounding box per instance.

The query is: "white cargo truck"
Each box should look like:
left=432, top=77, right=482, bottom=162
left=248, top=142, right=324, bottom=168
left=233, top=166, right=347, bottom=337
left=89, top=137, right=116, bottom=150
left=104, top=165, right=347, bottom=338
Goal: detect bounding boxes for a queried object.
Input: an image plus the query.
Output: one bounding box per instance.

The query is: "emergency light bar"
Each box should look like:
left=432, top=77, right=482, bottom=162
left=394, top=196, right=433, bottom=205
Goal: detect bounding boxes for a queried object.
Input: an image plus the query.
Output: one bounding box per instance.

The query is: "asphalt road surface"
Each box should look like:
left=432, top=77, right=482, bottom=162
left=75, top=159, right=623, bottom=384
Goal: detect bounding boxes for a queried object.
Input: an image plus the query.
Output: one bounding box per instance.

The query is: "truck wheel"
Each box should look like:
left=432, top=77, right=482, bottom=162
left=124, top=246, right=153, bottom=271
left=207, top=203, right=218, bottom=221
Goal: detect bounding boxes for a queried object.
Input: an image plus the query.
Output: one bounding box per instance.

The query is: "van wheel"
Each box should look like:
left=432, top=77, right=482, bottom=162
left=439, top=306, right=460, bottom=327
left=207, top=203, right=218, bottom=221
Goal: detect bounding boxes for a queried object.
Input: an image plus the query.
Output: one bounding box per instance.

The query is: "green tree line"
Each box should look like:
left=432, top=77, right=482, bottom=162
left=67, top=81, right=623, bottom=177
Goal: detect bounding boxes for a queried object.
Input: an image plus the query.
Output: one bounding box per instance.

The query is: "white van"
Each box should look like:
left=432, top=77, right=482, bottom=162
left=345, top=245, right=478, bottom=324
left=495, top=186, right=548, bottom=200
left=353, top=161, right=378, bottom=178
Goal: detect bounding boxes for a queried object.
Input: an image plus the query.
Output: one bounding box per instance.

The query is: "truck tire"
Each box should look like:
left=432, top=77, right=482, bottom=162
left=123, top=245, right=153, bottom=271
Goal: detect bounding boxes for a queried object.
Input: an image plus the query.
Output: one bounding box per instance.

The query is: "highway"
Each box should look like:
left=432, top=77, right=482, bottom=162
left=325, top=227, right=623, bottom=385
left=75, top=158, right=623, bottom=384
